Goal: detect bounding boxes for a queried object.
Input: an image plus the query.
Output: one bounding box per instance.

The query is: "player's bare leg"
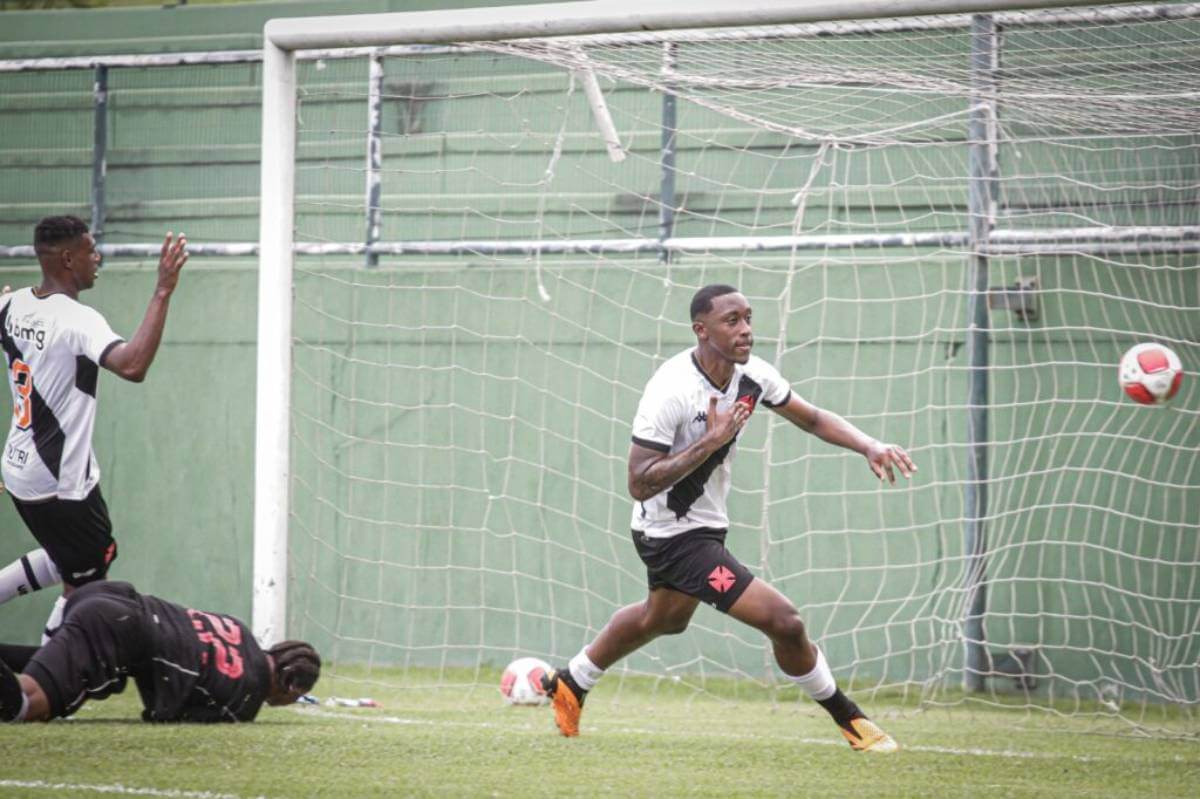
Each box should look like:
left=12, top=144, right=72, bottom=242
left=544, top=588, right=698, bottom=736
left=728, top=579, right=898, bottom=753
left=18, top=675, right=51, bottom=721
left=588, top=588, right=699, bottom=668
left=0, top=657, right=50, bottom=722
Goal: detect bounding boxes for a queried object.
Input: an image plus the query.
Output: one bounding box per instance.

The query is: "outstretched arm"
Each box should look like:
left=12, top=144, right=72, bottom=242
left=771, top=393, right=917, bottom=484
left=627, top=395, right=749, bottom=501
left=101, top=232, right=188, bottom=383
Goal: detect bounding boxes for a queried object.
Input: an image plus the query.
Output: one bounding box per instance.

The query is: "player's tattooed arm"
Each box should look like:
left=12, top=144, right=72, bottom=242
left=628, top=396, right=749, bottom=501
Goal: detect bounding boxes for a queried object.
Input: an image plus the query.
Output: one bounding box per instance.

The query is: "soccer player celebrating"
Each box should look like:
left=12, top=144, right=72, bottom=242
left=0, top=216, right=188, bottom=641
left=542, top=284, right=916, bottom=753
left=0, top=580, right=320, bottom=723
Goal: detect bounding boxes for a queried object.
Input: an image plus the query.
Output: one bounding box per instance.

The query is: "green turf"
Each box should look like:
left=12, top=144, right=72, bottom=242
left=1, top=667, right=1198, bottom=798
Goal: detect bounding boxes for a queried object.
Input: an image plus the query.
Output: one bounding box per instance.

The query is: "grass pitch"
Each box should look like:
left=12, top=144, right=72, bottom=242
left=1, top=667, right=1197, bottom=798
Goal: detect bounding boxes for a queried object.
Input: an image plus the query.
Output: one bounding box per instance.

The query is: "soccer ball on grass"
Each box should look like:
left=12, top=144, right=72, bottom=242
left=500, top=657, right=551, bottom=705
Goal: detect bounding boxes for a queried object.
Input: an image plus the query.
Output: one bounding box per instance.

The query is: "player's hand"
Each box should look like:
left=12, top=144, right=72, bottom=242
left=865, top=441, right=917, bottom=484
left=1, top=284, right=11, bottom=296
left=155, top=232, right=189, bottom=297
left=704, top=395, right=750, bottom=447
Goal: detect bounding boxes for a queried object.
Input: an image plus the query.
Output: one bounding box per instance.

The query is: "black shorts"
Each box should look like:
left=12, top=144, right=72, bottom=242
left=23, top=581, right=148, bottom=719
left=10, top=485, right=117, bottom=587
left=632, top=527, right=754, bottom=613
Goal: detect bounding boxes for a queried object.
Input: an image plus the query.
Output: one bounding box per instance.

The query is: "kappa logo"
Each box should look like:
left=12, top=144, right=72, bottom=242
left=692, top=410, right=707, bottom=424
left=707, top=565, right=737, bottom=593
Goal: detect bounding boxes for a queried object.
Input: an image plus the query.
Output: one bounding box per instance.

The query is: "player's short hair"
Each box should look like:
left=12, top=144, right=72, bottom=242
left=268, top=640, right=321, bottom=694
left=34, top=215, right=89, bottom=256
left=690, top=284, right=740, bottom=320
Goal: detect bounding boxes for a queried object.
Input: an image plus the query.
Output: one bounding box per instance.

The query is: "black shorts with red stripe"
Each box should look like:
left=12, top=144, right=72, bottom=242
left=9, top=485, right=116, bottom=587
left=632, top=527, right=754, bottom=612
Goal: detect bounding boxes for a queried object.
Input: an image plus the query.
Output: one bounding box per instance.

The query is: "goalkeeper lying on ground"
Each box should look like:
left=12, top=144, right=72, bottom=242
left=0, top=580, right=319, bottom=722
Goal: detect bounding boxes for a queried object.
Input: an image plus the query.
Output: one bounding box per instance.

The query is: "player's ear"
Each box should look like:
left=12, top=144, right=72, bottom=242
left=692, top=319, right=707, bottom=341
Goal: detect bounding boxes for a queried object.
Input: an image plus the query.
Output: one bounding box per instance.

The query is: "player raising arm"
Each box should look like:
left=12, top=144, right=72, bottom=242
left=542, top=284, right=916, bottom=752
left=0, top=216, right=187, bottom=642
left=0, top=580, right=320, bottom=723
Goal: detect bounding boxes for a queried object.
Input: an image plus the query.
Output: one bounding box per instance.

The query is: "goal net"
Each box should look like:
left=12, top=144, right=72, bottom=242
left=269, top=1, right=1200, bottom=735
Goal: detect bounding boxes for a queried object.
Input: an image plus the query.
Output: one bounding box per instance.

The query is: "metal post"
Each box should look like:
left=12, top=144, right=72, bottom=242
left=365, top=52, right=384, bottom=268
left=964, top=13, right=998, bottom=693
left=91, top=64, right=108, bottom=243
left=658, top=42, right=677, bottom=264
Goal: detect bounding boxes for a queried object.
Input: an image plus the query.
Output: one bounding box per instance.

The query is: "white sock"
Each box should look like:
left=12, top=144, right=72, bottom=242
left=15, top=692, right=29, bottom=722
left=787, top=645, right=837, bottom=701
left=0, top=549, right=61, bottom=604
left=41, top=594, right=68, bottom=646
left=568, top=649, right=605, bottom=692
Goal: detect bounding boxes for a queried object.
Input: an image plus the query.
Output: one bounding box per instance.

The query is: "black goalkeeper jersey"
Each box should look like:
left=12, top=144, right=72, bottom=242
left=26, top=581, right=273, bottom=723
left=133, top=590, right=272, bottom=722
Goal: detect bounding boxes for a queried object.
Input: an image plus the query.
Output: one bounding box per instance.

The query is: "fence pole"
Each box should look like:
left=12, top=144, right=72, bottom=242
left=658, top=42, right=677, bottom=264
left=91, top=64, right=108, bottom=243
left=964, top=12, right=999, bottom=693
left=365, top=51, right=385, bottom=267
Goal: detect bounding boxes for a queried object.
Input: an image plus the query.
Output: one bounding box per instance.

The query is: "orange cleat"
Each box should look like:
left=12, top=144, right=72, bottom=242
left=541, top=668, right=586, bottom=737
left=841, top=717, right=899, bottom=753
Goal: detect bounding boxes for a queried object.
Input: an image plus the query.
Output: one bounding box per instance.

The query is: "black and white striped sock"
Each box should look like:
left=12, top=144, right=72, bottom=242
left=0, top=549, right=61, bottom=604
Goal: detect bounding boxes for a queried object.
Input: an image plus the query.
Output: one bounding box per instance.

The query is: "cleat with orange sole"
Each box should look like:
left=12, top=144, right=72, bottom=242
left=841, top=717, right=899, bottom=753
left=541, top=668, right=584, bottom=737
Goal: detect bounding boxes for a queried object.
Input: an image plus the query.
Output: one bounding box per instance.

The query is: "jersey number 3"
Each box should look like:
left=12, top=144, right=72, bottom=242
left=189, top=609, right=246, bottom=680
left=11, top=359, right=32, bottom=430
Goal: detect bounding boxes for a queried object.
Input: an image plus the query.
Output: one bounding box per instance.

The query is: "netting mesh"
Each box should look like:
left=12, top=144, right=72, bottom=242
left=283, top=4, right=1200, bottom=736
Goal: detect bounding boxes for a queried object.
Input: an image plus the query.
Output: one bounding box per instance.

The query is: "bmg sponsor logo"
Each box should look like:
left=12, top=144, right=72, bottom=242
left=5, top=315, right=47, bottom=350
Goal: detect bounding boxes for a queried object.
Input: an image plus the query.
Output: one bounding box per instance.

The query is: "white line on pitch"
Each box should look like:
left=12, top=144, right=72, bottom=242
left=294, top=707, right=1101, bottom=761
left=0, top=781, right=261, bottom=799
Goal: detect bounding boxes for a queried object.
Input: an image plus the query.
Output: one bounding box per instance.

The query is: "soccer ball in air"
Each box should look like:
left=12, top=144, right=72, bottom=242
left=500, top=657, right=551, bottom=705
left=1119, top=343, right=1183, bottom=405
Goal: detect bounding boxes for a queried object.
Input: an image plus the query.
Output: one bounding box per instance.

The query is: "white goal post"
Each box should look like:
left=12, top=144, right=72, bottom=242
left=253, top=0, right=1199, bottom=734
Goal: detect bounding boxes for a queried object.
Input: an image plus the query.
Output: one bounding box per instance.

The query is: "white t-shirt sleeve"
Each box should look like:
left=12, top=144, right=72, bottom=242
left=754, top=358, right=792, bottom=407
left=72, top=305, right=124, bottom=364
left=630, top=382, right=685, bottom=453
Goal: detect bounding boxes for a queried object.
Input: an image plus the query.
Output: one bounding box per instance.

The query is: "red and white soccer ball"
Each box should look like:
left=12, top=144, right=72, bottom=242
left=1119, top=343, right=1183, bottom=405
left=500, top=657, right=551, bottom=706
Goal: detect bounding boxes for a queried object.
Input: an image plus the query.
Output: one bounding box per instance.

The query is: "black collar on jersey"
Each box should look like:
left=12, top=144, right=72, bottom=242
left=691, top=350, right=732, bottom=392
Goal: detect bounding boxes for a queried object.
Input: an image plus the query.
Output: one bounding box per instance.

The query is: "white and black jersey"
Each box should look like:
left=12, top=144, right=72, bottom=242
left=0, top=288, right=123, bottom=501
left=630, top=349, right=791, bottom=538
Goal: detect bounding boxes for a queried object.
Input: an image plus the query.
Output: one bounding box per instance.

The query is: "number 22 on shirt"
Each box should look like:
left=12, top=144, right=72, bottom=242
left=189, top=609, right=245, bottom=680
